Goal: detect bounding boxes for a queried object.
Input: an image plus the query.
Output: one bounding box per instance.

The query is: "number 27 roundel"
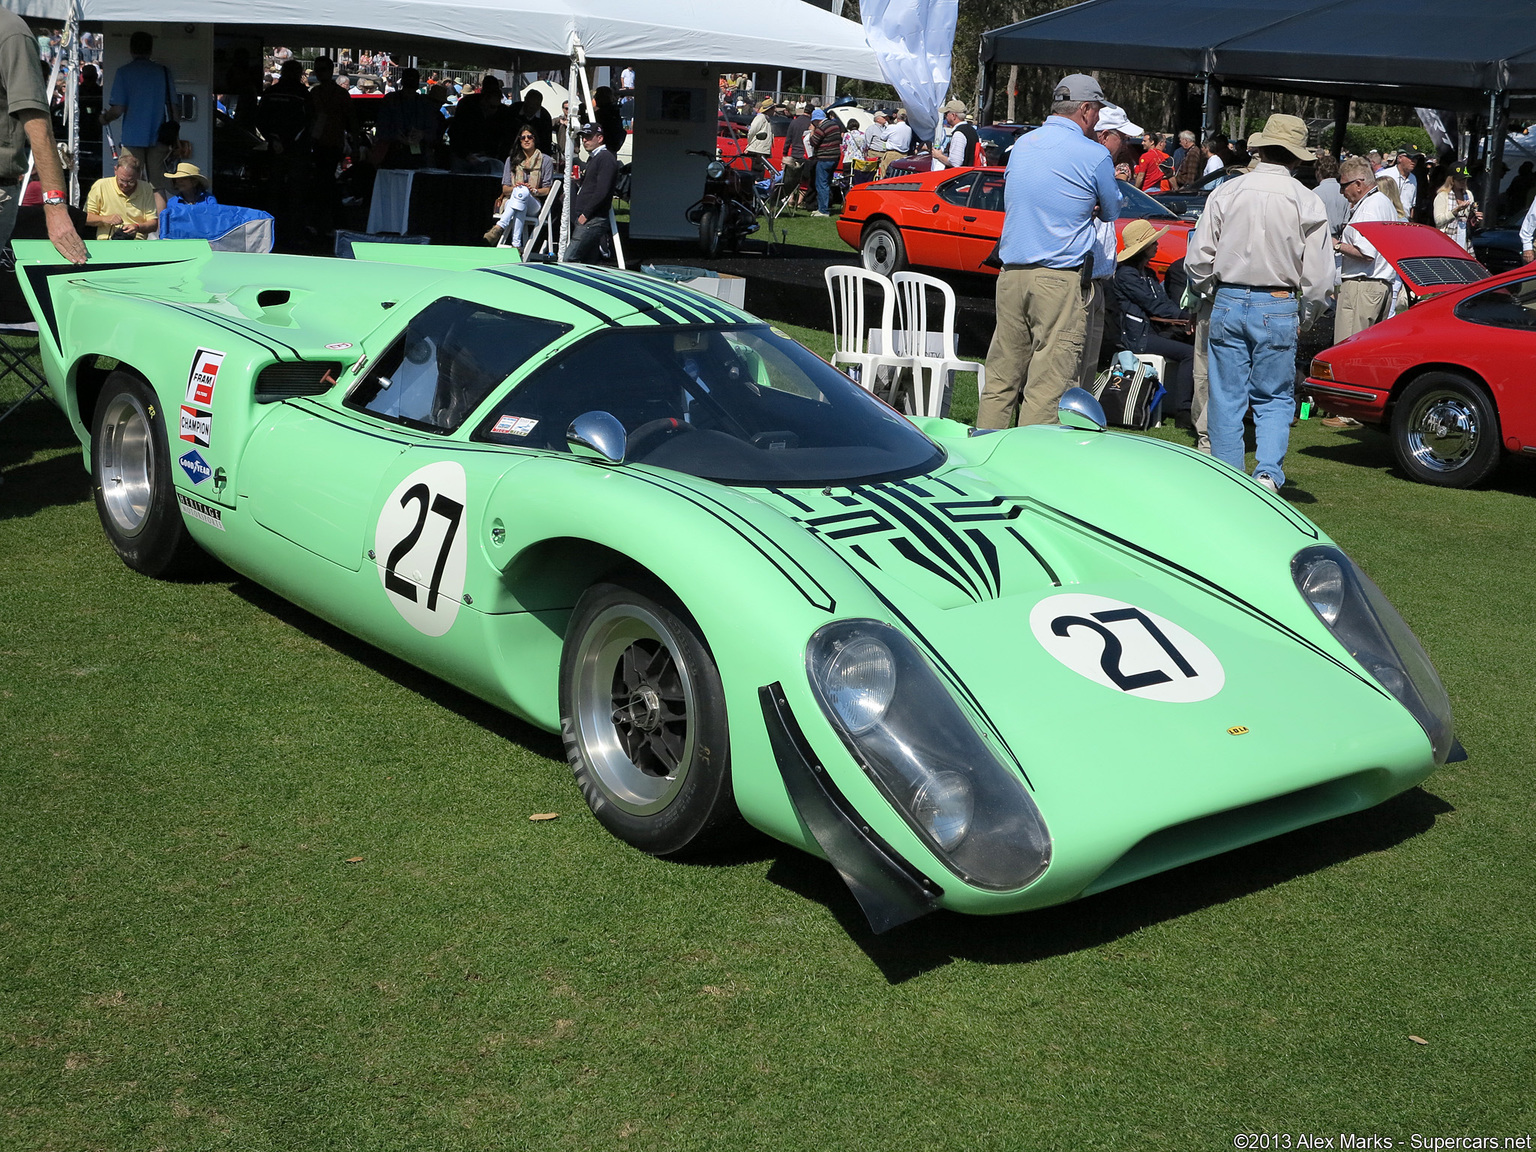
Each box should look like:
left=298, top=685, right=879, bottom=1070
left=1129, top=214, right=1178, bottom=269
left=375, top=461, right=469, bottom=637
left=1029, top=592, right=1224, bottom=703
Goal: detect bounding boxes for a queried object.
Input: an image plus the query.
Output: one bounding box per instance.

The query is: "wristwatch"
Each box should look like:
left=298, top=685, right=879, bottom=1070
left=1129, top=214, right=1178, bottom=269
left=42, top=189, right=65, bottom=205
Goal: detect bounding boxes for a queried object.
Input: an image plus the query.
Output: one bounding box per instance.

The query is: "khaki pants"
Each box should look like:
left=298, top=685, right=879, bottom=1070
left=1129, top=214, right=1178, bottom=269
left=1334, top=278, right=1391, bottom=342
left=1191, top=299, right=1212, bottom=454
left=1079, top=279, right=1107, bottom=389
left=877, top=150, right=904, bottom=177
left=124, top=144, right=172, bottom=194
left=978, top=265, right=1090, bottom=429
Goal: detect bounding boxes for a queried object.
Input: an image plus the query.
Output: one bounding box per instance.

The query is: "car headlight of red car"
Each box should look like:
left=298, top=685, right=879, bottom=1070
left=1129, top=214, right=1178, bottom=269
left=1292, top=546, right=1454, bottom=764
left=1309, top=358, right=1334, bottom=381
left=807, top=620, right=1051, bottom=889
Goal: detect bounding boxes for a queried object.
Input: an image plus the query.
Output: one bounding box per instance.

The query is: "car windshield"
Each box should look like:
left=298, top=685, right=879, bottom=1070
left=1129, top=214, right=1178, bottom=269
left=1116, top=179, right=1181, bottom=220
left=473, top=324, right=946, bottom=487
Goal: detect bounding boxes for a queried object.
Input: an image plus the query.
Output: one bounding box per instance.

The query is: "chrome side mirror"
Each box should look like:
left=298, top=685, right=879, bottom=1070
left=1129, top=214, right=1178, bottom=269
left=1058, top=387, right=1107, bottom=432
left=567, top=411, right=627, bottom=463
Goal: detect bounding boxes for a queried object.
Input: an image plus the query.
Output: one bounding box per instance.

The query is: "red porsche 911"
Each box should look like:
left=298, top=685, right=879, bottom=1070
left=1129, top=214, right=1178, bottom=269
left=837, top=168, right=1193, bottom=279
left=1304, top=221, right=1536, bottom=488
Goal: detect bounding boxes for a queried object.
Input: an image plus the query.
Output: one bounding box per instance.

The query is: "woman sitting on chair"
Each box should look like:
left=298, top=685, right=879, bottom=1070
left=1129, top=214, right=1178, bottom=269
left=1111, top=219, right=1195, bottom=425
left=485, top=128, right=555, bottom=249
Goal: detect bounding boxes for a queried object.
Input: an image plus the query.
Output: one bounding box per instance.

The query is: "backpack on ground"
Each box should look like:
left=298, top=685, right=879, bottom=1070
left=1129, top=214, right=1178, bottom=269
left=1089, top=350, right=1165, bottom=430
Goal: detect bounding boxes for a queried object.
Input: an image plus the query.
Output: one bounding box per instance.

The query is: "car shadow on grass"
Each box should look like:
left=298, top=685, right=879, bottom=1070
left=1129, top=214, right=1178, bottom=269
left=227, top=577, right=569, bottom=763
left=1301, top=430, right=1536, bottom=496
left=766, top=785, right=1453, bottom=983
left=0, top=442, right=91, bottom=520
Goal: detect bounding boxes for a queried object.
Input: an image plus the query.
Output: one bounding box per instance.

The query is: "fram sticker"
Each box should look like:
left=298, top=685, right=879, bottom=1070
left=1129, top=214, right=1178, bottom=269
left=177, top=493, right=225, bottom=531
left=179, top=405, right=212, bottom=447
left=491, top=415, right=538, bottom=436
left=178, top=449, right=212, bottom=484
left=185, top=347, right=225, bottom=406
left=1029, top=593, right=1224, bottom=703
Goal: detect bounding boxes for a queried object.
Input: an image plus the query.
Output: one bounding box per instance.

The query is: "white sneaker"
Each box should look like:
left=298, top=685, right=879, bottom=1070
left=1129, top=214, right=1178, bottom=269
left=1255, top=474, right=1279, bottom=493
left=810, top=210, right=830, bottom=217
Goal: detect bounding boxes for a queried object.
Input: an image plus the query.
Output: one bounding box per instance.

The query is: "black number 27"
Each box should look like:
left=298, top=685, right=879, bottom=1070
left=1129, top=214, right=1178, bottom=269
left=1051, top=607, right=1198, bottom=692
left=383, top=482, right=464, bottom=611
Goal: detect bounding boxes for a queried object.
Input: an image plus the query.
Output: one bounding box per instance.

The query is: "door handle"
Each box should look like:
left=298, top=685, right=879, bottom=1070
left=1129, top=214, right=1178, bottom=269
left=963, top=215, right=977, bottom=222
left=931, top=204, right=940, bottom=213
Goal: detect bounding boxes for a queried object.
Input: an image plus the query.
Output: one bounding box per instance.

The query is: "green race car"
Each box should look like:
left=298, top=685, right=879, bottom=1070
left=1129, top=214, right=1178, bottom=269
left=15, top=239, right=1459, bottom=932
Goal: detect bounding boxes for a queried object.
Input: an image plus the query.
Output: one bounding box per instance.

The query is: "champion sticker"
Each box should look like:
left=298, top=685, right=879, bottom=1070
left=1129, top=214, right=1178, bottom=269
left=179, top=405, right=212, bottom=447
left=177, top=493, right=225, bottom=531
left=178, top=449, right=212, bottom=484
left=491, top=415, right=539, bottom=436
left=374, top=461, right=468, bottom=637
left=185, top=347, right=225, bottom=407
left=325, top=342, right=354, bottom=350
left=1029, top=593, right=1224, bottom=703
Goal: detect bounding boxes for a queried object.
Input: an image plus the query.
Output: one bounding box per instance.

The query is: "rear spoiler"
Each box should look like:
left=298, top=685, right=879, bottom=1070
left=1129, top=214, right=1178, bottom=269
left=349, top=242, right=524, bottom=271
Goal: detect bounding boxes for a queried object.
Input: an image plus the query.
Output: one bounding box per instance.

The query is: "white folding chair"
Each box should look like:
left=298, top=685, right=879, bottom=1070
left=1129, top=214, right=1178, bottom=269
left=823, top=265, right=910, bottom=392
left=892, top=271, right=986, bottom=419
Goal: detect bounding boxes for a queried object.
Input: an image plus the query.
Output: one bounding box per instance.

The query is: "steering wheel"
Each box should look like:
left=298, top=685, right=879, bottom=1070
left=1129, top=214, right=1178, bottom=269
left=626, top=417, right=696, bottom=457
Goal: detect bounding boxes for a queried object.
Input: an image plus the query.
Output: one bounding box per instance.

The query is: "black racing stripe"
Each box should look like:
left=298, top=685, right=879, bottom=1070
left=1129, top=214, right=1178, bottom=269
left=850, top=543, right=880, bottom=568
left=964, top=527, right=1003, bottom=592
left=1025, top=497, right=1385, bottom=697
left=556, top=264, right=728, bottom=326
left=23, top=259, right=196, bottom=349
left=567, top=263, right=747, bottom=326
left=1122, top=434, right=1320, bottom=539
left=880, top=482, right=1000, bottom=596
left=853, top=485, right=988, bottom=601
left=891, top=536, right=976, bottom=599
left=533, top=264, right=690, bottom=322
left=1005, top=526, right=1061, bottom=586
left=481, top=267, right=622, bottom=327
left=161, top=302, right=294, bottom=360
left=768, top=486, right=815, bottom=513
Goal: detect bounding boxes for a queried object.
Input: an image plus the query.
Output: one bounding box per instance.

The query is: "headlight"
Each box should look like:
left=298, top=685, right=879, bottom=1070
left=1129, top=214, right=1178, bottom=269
left=1310, top=358, right=1334, bottom=381
left=807, top=620, right=1050, bottom=890
left=1292, top=546, right=1454, bottom=763
left=706, top=160, right=726, bottom=181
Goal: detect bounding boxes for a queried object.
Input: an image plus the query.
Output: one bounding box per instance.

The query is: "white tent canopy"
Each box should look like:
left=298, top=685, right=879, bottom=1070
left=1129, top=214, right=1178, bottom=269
left=5, top=0, right=883, bottom=77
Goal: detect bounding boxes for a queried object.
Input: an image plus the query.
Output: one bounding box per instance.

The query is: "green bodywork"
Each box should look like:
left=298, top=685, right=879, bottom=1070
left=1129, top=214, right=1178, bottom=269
left=14, top=239, right=1440, bottom=917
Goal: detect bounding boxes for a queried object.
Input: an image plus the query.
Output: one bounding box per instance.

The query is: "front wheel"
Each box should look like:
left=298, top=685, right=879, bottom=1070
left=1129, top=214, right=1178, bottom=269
left=698, top=206, right=722, bottom=257
left=860, top=220, right=907, bottom=277
left=90, top=370, right=205, bottom=577
left=1390, top=372, right=1502, bottom=488
left=559, top=582, right=738, bottom=856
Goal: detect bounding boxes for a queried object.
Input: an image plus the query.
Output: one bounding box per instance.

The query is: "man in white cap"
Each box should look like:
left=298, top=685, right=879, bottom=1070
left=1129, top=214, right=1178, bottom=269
left=978, top=74, right=1119, bottom=429
left=930, top=98, right=979, bottom=169
left=1080, top=102, right=1140, bottom=386
left=1185, top=113, right=1332, bottom=491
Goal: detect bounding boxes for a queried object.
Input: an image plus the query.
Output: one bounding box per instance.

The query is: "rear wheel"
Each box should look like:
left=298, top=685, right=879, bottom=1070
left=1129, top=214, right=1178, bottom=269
left=1390, top=372, right=1502, bottom=488
left=559, top=582, right=738, bottom=856
left=860, top=220, right=906, bottom=276
left=698, top=206, right=722, bottom=256
left=90, top=371, right=204, bottom=577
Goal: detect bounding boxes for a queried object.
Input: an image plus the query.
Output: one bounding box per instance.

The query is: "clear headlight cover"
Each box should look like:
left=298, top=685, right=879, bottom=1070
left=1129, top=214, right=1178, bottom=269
left=807, top=620, right=1051, bottom=891
left=1292, top=546, right=1455, bottom=764
left=706, top=160, right=727, bottom=181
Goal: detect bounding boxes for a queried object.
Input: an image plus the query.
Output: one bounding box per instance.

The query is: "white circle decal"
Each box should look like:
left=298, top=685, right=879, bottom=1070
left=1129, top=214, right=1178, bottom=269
left=1029, top=593, right=1224, bottom=702
left=374, top=460, right=469, bottom=636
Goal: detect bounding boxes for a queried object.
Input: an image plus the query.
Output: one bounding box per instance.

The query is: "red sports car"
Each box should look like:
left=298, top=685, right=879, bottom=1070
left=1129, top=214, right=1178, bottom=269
left=838, top=168, right=1192, bottom=279
left=1303, top=221, right=1536, bottom=487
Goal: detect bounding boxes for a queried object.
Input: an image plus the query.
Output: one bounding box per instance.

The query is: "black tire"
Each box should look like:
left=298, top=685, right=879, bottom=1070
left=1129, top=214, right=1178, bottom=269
left=1390, top=372, right=1502, bottom=488
left=698, top=207, right=722, bottom=257
left=860, top=220, right=906, bottom=276
left=90, top=371, right=205, bottom=577
left=559, top=582, right=738, bottom=856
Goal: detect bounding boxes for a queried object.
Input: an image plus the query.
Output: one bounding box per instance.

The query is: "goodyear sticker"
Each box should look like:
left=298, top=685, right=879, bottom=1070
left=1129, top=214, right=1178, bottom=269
left=179, top=405, right=212, bottom=447
left=185, top=347, right=225, bottom=407
left=178, top=449, right=212, bottom=484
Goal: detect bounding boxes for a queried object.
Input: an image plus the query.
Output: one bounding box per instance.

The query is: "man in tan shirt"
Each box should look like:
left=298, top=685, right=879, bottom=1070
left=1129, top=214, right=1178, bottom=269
left=1185, top=113, right=1331, bottom=492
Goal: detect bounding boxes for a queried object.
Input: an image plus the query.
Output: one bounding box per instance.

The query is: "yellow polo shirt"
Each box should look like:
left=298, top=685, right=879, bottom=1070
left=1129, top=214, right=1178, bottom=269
left=85, top=176, right=158, bottom=239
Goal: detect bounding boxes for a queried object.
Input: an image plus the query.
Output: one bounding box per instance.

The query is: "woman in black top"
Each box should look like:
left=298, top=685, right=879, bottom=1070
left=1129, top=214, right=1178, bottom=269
left=1112, top=220, right=1195, bottom=423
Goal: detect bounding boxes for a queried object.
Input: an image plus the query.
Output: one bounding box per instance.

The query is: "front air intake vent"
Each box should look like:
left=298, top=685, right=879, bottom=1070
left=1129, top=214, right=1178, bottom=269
left=254, top=361, right=345, bottom=403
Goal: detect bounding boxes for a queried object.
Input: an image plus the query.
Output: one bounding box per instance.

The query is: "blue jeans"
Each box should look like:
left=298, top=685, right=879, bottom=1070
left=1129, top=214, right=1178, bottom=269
left=1207, top=286, right=1299, bottom=486
left=815, top=158, right=837, bottom=213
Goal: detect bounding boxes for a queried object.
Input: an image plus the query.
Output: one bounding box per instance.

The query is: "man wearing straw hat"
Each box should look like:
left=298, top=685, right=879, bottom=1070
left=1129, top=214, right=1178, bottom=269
left=1185, top=113, right=1331, bottom=492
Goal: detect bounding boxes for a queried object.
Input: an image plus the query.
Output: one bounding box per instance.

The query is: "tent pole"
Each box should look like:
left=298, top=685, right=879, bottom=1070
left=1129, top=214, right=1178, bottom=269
left=1201, top=76, right=1221, bottom=143
left=561, top=50, right=577, bottom=262
left=1331, top=98, right=1348, bottom=159
left=1481, top=89, right=1500, bottom=224
left=1489, top=90, right=1508, bottom=223
left=67, top=2, right=80, bottom=204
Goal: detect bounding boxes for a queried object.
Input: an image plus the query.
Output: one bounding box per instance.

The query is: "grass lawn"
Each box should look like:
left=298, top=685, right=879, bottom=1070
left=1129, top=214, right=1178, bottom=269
left=3, top=309, right=1535, bottom=1151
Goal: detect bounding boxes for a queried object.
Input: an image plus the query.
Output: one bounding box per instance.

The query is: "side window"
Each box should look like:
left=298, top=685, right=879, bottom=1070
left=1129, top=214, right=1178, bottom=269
left=938, top=173, right=978, bottom=206
left=346, top=297, right=570, bottom=432
left=1453, top=278, right=1536, bottom=331
left=971, top=173, right=1006, bottom=214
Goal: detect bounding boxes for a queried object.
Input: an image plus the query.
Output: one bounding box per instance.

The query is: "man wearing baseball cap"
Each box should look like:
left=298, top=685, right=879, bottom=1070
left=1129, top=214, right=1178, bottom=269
left=978, top=74, right=1120, bottom=429
left=1079, top=102, right=1141, bottom=386
left=1185, top=113, right=1332, bottom=491
left=565, top=122, right=620, bottom=263
left=930, top=98, right=979, bottom=170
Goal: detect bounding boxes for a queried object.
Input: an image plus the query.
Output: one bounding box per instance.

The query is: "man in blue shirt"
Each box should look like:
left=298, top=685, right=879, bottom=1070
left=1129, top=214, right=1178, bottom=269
left=977, top=74, right=1119, bottom=429
left=101, top=31, right=176, bottom=193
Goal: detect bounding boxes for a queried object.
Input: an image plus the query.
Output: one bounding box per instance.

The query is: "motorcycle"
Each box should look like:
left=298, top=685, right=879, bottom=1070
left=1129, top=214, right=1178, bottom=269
left=685, top=149, right=780, bottom=256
